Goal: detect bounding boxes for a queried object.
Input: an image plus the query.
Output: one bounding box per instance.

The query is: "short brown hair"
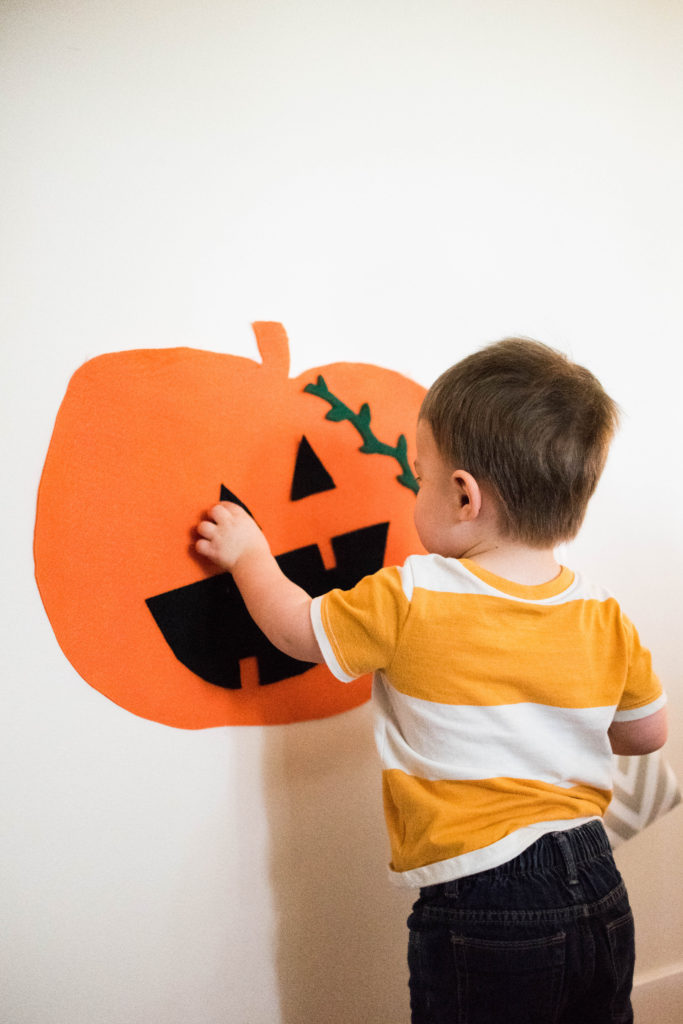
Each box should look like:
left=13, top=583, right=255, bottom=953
left=420, top=338, right=620, bottom=546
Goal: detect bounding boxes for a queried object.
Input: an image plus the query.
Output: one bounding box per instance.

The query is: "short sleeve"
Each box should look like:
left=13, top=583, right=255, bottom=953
left=612, top=615, right=666, bottom=722
left=310, top=566, right=410, bottom=682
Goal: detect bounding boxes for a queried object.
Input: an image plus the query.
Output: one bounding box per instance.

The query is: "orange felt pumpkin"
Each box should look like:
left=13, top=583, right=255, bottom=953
left=34, top=323, right=426, bottom=728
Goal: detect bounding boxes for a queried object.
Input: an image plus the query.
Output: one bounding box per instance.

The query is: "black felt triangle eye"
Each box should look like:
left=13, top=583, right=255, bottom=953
left=291, top=436, right=336, bottom=501
left=219, top=485, right=255, bottom=519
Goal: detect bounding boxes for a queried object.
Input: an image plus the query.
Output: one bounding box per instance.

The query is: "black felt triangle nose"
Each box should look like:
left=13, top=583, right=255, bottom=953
left=291, top=436, right=336, bottom=501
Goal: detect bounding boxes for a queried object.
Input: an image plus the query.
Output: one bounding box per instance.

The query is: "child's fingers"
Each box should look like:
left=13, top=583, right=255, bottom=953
left=212, top=500, right=251, bottom=522
left=195, top=537, right=211, bottom=557
left=196, top=519, right=217, bottom=539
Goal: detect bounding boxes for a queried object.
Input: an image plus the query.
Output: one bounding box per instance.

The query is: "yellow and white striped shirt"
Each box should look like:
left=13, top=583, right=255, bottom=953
left=310, top=556, right=664, bottom=887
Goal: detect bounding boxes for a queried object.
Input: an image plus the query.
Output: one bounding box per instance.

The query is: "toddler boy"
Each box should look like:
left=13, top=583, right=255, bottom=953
left=196, top=338, right=667, bottom=1023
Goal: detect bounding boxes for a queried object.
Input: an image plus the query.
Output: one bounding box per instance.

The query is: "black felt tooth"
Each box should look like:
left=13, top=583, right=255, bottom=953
left=145, top=522, right=389, bottom=689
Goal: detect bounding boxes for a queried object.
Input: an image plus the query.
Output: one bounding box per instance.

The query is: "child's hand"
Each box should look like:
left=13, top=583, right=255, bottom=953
left=196, top=502, right=270, bottom=572
left=196, top=502, right=321, bottom=664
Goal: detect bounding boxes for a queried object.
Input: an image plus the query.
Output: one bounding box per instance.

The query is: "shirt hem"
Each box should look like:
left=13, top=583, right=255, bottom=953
left=310, top=595, right=355, bottom=683
left=613, top=692, right=667, bottom=722
left=387, top=816, right=600, bottom=888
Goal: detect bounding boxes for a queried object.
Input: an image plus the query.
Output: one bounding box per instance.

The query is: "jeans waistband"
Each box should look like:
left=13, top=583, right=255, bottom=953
left=486, top=820, right=610, bottom=877
left=421, top=820, right=611, bottom=897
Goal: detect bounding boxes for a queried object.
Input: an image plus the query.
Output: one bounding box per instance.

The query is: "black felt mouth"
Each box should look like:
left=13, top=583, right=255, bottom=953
left=146, top=521, right=389, bottom=689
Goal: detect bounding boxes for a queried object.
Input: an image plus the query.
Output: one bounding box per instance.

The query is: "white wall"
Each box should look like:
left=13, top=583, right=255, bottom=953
left=2, top=1, right=682, bottom=1021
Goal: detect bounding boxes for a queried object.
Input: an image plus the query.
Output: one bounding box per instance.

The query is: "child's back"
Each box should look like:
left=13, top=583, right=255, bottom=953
left=313, top=552, right=663, bottom=888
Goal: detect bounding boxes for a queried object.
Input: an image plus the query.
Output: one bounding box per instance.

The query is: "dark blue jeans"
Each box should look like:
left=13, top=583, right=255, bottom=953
left=407, top=820, right=634, bottom=1024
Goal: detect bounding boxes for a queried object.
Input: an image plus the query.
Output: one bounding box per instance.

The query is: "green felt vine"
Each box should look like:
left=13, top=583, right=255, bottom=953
left=303, top=376, right=419, bottom=493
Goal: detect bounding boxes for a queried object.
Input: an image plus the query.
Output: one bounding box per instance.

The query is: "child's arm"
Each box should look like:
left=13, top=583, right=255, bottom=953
left=608, top=706, right=668, bottom=756
left=196, top=502, right=323, bottom=664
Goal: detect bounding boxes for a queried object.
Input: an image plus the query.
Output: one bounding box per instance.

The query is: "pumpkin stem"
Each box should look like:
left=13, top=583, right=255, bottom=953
left=251, top=322, right=291, bottom=377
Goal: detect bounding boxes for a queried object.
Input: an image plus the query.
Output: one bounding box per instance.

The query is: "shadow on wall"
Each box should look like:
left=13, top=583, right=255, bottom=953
left=262, top=703, right=414, bottom=1024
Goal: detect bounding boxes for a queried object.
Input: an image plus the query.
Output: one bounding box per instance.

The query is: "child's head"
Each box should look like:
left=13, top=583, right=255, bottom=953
left=419, top=338, right=620, bottom=547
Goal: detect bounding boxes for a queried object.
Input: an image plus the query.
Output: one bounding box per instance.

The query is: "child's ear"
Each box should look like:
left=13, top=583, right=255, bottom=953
left=451, top=470, right=482, bottom=520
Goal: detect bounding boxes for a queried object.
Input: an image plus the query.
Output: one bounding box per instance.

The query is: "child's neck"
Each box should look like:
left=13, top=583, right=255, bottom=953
left=461, top=541, right=561, bottom=586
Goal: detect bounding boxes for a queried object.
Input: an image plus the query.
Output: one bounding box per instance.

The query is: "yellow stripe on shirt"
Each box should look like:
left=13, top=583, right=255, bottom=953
left=382, top=769, right=611, bottom=873
left=389, top=590, right=631, bottom=708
